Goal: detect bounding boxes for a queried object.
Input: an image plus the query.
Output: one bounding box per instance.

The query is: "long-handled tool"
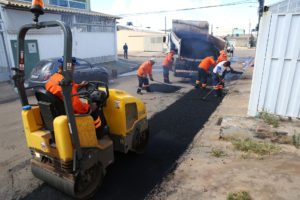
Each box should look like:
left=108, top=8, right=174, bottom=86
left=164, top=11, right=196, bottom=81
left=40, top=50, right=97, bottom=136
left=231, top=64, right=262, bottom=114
left=200, top=79, right=224, bottom=101
left=153, top=80, right=173, bottom=85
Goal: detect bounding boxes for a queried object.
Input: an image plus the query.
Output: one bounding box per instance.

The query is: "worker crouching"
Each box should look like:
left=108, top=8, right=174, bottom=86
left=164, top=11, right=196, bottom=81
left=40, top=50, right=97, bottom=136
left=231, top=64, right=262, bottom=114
left=212, top=61, right=232, bottom=97
left=195, top=56, right=216, bottom=89
left=136, top=58, right=155, bottom=95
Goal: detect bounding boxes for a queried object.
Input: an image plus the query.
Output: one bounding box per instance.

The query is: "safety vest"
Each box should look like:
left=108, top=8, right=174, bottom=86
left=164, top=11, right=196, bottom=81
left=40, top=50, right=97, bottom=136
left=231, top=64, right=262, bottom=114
left=198, top=57, right=216, bottom=72
left=162, top=53, right=174, bottom=68
left=45, top=73, right=89, bottom=114
left=137, top=61, right=153, bottom=77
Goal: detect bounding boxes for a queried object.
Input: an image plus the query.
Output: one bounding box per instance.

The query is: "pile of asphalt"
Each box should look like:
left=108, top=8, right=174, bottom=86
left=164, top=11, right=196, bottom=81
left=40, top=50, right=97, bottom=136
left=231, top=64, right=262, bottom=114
left=144, top=83, right=182, bottom=93
left=21, top=89, right=223, bottom=200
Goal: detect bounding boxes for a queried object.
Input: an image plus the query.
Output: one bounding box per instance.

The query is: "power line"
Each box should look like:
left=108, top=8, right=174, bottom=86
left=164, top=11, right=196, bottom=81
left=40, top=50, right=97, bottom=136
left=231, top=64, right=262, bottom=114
left=119, top=0, right=257, bottom=17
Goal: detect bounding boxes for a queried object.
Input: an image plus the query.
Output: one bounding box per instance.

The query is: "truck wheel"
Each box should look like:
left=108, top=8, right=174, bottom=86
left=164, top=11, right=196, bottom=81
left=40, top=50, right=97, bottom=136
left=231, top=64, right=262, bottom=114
left=133, top=127, right=149, bottom=154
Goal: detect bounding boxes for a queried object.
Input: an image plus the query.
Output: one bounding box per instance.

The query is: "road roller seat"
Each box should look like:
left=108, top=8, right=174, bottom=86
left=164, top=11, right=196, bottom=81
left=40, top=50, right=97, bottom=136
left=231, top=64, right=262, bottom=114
left=35, top=88, right=65, bottom=132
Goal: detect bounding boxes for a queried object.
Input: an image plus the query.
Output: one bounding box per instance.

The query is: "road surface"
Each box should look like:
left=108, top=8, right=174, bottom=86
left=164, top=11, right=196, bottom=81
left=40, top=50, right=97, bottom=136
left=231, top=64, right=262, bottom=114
left=0, top=63, right=223, bottom=200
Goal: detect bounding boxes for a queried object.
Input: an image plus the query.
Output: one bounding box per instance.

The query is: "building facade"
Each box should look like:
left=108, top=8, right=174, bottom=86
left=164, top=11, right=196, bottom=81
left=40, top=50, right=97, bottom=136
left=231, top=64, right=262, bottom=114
left=0, top=0, right=119, bottom=81
left=117, top=25, right=168, bottom=53
left=18, top=0, right=91, bottom=10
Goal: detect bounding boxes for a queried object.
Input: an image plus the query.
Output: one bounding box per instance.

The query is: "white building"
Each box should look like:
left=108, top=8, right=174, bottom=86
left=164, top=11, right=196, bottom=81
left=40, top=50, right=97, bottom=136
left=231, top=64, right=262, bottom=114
left=0, top=0, right=120, bottom=81
left=248, top=0, right=300, bottom=118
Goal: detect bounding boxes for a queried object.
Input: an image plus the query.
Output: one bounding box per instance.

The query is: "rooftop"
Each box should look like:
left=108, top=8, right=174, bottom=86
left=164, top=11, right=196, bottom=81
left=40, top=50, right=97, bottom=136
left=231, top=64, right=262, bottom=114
left=0, top=0, right=121, bottom=19
left=117, top=25, right=166, bottom=34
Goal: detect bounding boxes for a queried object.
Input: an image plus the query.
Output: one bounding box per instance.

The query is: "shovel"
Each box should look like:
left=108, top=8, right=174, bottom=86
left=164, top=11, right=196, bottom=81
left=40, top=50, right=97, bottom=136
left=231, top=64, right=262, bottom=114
left=200, top=79, right=224, bottom=101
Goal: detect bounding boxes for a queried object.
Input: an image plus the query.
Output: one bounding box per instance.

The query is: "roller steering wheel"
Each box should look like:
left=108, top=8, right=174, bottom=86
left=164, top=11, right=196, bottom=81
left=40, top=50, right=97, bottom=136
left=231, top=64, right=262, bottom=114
left=72, top=81, right=109, bottom=116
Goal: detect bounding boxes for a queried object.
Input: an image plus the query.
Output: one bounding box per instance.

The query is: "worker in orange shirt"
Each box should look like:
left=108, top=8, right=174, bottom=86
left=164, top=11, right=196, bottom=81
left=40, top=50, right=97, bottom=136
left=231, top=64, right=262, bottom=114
left=46, top=57, right=103, bottom=138
left=162, top=50, right=175, bottom=83
left=136, top=58, right=155, bottom=94
left=216, top=50, right=228, bottom=64
left=195, top=56, right=216, bottom=89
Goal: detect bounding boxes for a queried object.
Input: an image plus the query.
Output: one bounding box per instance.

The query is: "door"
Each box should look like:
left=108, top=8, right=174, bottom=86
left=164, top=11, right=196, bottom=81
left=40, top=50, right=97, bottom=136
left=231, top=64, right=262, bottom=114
left=11, top=40, right=40, bottom=80
left=0, top=32, right=9, bottom=81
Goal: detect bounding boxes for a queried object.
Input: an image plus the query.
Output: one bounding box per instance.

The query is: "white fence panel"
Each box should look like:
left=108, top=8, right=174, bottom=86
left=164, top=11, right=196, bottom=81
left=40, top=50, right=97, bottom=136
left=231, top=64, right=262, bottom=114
left=248, top=10, right=300, bottom=118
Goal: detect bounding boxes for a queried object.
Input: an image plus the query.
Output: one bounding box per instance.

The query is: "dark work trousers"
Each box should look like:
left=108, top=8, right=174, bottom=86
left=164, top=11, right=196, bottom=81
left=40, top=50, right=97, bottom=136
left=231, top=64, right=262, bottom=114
left=195, top=67, right=208, bottom=88
left=163, top=66, right=170, bottom=82
left=212, top=73, right=223, bottom=96
left=124, top=50, right=128, bottom=59
left=137, top=75, right=150, bottom=92
left=90, top=108, right=105, bottom=139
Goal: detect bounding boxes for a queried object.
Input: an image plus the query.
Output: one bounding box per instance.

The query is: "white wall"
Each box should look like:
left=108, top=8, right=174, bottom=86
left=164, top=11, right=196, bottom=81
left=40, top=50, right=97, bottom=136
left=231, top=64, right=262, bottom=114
left=2, top=8, right=117, bottom=68
left=74, top=32, right=115, bottom=58
left=3, top=9, right=61, bottom=32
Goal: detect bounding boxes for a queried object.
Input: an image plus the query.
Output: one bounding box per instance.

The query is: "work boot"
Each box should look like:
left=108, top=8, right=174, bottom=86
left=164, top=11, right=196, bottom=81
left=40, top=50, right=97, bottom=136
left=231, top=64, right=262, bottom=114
left=137, top=89, right=143, bottom=95
left=164, top=78, right=170, bottom=84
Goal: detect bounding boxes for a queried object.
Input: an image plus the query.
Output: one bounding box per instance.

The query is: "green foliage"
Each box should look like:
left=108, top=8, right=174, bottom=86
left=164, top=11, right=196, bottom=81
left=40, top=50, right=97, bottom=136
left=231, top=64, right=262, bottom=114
left=292, top=134, right=300, bottom=149
left=210, top=149, right=227, bottom=157
left=240, top=153, right=251, bottom=159
left=230, top=138, right=279, bottom=156
left=227, top=191, right=251, bottom=200
left=259, top=112, right=280, bottom=128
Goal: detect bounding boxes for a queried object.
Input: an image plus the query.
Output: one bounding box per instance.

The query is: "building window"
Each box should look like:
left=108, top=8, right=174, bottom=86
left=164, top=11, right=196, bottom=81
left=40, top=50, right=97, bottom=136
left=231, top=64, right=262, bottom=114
left=75, top=15, right=115, bottom=33
left=49, top=0, right=87, bottom=10
left=69, top=1, right=86, bottom=9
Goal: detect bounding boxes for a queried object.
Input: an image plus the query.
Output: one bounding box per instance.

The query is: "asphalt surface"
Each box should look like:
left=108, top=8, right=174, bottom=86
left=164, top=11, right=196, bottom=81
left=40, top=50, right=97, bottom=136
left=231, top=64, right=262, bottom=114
left=20, top=73, right=223, bottom=200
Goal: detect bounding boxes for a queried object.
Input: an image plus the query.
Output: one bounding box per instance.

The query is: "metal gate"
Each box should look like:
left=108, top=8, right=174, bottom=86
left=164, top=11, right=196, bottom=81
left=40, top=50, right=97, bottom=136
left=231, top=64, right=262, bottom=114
left=144, top=36, right=163, bottom=52
left=248, top=5, right=300, bottom=118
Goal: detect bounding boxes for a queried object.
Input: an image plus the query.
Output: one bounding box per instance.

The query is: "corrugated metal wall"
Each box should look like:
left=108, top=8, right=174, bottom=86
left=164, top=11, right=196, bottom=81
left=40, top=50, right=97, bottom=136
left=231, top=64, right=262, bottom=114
left=248, top=6, right=300, bottom=118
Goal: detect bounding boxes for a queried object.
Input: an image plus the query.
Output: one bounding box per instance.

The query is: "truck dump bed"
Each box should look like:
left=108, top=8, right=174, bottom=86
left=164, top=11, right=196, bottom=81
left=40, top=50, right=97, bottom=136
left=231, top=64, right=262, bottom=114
left=170, top=20, right=225, bottom=78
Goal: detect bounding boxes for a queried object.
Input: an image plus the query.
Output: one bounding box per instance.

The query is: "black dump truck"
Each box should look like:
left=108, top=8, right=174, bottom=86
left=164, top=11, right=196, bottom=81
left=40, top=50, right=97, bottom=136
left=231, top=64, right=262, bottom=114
left=169, top=20, right=226, bottom=79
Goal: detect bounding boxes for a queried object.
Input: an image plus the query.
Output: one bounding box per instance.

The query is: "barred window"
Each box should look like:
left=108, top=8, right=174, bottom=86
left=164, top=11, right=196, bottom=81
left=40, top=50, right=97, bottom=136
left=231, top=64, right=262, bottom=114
left=75, top=15, right=115, bottom=33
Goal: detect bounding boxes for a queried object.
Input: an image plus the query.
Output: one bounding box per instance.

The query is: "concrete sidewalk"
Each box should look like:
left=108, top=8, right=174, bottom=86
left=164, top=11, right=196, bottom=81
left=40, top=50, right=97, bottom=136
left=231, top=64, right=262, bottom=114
left=148, top=49, right=300, bottom=200
left=0, top=81, right=19, bottom=104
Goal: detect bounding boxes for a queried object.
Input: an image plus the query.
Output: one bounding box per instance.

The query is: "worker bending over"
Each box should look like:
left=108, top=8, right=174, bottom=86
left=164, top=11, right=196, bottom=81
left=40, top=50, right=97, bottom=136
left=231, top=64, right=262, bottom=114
left=216, top=50, right=228, bottom=64
left=46, top=57, right=104, bottom=138
left=212, top=61, right=232, bottom=97
left=136, top=58, right=155, bottom=95
left=162, top=50, right=175, bottom=83
left=195, top=56, right=216, bottom=89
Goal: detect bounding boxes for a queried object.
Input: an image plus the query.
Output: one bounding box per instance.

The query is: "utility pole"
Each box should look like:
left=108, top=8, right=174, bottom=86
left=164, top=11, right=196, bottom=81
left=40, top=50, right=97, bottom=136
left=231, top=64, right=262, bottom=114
left=249, top=19, right=251, bottom=35
left=257, top=0, right=265, bottom=31
left=165, top=16, right=166, bottom=34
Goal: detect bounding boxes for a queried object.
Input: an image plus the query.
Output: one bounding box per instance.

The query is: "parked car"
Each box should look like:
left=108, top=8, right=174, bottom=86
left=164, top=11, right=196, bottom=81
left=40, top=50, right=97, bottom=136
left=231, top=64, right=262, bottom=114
left=26, top=58, right=108, bottom=88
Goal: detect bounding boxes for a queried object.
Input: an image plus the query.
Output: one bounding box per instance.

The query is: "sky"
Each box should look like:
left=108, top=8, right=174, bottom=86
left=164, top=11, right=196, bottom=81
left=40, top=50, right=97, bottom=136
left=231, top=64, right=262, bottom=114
left=90, top=0, right=280, bottom=34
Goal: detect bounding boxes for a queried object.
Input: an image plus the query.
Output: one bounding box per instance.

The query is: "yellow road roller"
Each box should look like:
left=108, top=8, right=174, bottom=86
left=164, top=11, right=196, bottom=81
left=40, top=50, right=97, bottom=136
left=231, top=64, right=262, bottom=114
left=12, top=1, right=149, bottom=199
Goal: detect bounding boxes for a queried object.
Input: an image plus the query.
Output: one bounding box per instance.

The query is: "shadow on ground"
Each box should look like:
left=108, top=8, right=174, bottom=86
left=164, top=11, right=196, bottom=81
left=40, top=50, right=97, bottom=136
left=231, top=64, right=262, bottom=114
left=21, top=89, right=223, bottom=200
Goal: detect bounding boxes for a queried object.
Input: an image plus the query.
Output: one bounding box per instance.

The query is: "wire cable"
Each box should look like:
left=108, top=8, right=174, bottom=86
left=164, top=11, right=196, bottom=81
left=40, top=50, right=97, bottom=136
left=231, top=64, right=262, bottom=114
left=119, top=0, right=257, bottom=17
